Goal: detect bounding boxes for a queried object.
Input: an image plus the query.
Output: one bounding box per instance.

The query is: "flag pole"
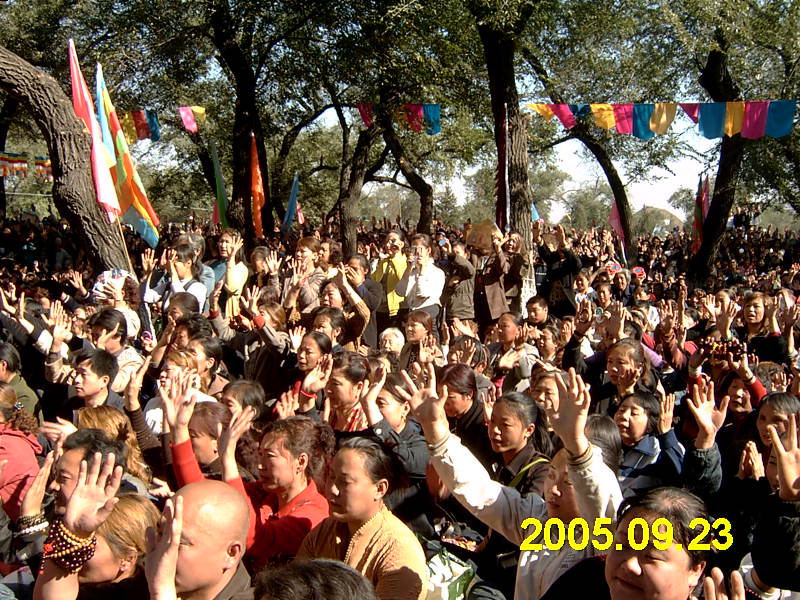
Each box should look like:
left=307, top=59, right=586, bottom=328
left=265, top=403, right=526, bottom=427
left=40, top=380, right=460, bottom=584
left=115, top=218, right=135, bottom=273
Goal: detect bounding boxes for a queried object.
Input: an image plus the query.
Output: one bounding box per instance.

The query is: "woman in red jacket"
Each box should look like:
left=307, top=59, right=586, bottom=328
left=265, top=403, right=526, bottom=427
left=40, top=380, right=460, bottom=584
left=0, top=382, right=42, bottom=520
left=167, top=371, right=333, bottom=570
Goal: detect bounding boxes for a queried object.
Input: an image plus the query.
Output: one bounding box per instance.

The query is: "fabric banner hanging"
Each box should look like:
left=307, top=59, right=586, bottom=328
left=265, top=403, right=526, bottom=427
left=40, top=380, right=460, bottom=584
left=613, top=104, right=634, bottom=134
left=765, top=100, right=797, bottom=137
left=131, top=110, right=151, bottom=140
left=145, top=110, right=161, bottom=141
left=741, top=101, right=769, bottom=139
left=422, top=104, right=441, bottom=134
left=679, top=103, right=700, bottom=123
left=527, top=103, right=555, bottom=121
left=632, top=104, right=655, bottom=139
left=724, top=102, right=745, bottom=137
left=698, top=103, right=726, bottom=139
left=548, top=104, right=577, bottom=129
left=590, top=104, right=616, bottom=129
left=649, top=103, right=677, bottom=134
left=250, top=133, right=265, bottom=239
left=179, top=106, right=199, bottom=133
left=403, top=105, right=424, bottom=133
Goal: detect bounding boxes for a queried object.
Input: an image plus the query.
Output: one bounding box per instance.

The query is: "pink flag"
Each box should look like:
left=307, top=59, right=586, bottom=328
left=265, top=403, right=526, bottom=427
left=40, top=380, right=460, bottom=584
left=612, top=104, right=634, bottom=134
left=741, top=101, right=770, bottom=139
left=609, top=196, right=625, bottom=245
left=548, top=104, right=577, bottom=129
left=701, top=176, right=711, bottom=220
left=403, top=104, right=424, bottom=132
left=68, top=39, right=120, bottom=223
left=679, top=103, right=700, bottom=123
left=179, top=107, right=198, bottom=133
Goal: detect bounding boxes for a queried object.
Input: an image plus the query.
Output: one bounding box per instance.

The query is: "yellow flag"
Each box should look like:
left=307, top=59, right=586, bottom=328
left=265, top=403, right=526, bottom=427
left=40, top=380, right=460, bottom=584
left=527, top=103, right=555, bottom=121
left=191, top=106, right=206, bottom=128
left=120, top=112, right=137, bottom=145
left=649, top=103, right=677, bottom=134
left=591, top=104, right=616, bottom=129
left=724, top=102, right=745, bottom=136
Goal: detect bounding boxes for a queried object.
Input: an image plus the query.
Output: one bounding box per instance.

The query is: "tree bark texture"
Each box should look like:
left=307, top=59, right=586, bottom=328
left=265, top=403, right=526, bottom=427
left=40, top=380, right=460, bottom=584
left=0, top=45, right=129, bottom=270
left=688, top=32, right=746, bottom=287
left=476, top=24, right=532, bottom=246
left=339, top=125, right=380, bottom=257
left=0, top=96, right=18, bottom=219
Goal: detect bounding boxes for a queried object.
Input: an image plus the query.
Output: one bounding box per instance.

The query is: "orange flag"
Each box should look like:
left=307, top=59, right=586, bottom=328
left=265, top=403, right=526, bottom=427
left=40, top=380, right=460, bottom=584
left=250, top=133, right=265, bottom=238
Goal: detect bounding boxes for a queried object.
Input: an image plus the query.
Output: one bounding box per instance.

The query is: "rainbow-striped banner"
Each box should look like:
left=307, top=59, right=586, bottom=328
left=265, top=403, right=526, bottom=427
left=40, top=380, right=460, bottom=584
left=0, top=152, right=29, bottom=177
left=527, top=101, right=797, bottom=139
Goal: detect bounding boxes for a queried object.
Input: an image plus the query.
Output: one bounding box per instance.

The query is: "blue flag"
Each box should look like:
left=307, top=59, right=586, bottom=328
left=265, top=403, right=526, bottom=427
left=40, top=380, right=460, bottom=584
left=531, top=202, right=540, bottom=221
left=281, top=173, right=299, bottom=234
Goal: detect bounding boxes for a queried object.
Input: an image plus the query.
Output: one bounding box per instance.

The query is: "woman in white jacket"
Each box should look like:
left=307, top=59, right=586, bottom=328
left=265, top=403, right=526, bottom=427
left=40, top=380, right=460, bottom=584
left=398, top=365, right=623, bottom=600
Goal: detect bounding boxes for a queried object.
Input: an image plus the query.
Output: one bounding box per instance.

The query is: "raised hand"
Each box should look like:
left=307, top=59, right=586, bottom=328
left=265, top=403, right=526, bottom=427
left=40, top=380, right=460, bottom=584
left=418, top=334, right=438, bottom=365
left=686, top=379, right=728, bottom=449
left=695, top=568, right=745, bottom=600
left=64, top=452, right=123, bottom=538
left=737, top=441, right=765, bottom=480
left=276, top=391, right=298, bottom=419
left=265, top=250, right=281, bottom=276
left=360, top=364, right=386, bottom=425
left=95, top=323, right=120, bottom=350
left=50, top=301, right=72, bottom=343
left=228, top=235, right=244, bottom=262
left=545, top=368, right=591, bottom=457
left=142, top=248, right=157, bottom=276
left=219, top=405, right=255, bottom=462
left=574, top=299, right=594, bottom=335
left=240, top=286, right=263, bottom=319
left=301, top=354, right=333, bottom=395
left=125, top=356, right=152, bottom=411
left=145, top=495, right=183, bottom=600
left=717, top=302, right=738, bottom=338
left=40, top=417, right=78, bottom=443
left=20, top=451, right=55, bottom=518
left=498, top=347, right=521, bottom=371
left=209, top=280, right=224, bottom=313
left=289, top=325, right=306, bottom=353
left=147, top=477, right=173, bottom=499
left=768, top=413, right=800, bottom=501
left=395, top=364, right=448, bottom=445
left=656, top=381, right=674, bottom=434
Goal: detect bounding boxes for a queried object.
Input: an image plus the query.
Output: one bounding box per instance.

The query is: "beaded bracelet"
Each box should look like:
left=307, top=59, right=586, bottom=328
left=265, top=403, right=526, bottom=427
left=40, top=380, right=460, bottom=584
left=42, top=519, right=97, bottom=575
left=14, top=513, right=47, bottom=532
left=18, top=521, right=50, bottom=536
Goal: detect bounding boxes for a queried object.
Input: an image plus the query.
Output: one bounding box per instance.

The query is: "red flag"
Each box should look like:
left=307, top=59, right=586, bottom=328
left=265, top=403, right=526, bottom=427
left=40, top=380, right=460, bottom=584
left=131, top=110, right=151, bottom=140
left=250, top=133, right=265, bottom=238
left=691, top=176, right=705, bottom=254
left=297, top=202, right=305, bottom=225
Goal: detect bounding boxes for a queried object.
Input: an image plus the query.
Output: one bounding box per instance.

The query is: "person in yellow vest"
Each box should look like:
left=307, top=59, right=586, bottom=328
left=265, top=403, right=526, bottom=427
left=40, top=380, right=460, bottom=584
left=372, top=230, right=407, bottom=331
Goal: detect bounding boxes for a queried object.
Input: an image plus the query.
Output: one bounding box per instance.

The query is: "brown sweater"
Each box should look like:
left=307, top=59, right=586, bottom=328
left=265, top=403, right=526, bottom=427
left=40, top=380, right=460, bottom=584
left=296, top=506, right=428, bottom=600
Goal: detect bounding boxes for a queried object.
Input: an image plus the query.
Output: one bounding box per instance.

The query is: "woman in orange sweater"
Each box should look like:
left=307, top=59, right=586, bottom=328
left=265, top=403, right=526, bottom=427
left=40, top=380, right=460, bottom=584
left=166, top=373, right=333, bottom=569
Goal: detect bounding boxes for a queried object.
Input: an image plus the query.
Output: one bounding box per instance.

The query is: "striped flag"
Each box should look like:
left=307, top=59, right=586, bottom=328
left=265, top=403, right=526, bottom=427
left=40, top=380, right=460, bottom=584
left=68, top=40, right=120, bottom=223
left=95, top=63, right=159, bottom=247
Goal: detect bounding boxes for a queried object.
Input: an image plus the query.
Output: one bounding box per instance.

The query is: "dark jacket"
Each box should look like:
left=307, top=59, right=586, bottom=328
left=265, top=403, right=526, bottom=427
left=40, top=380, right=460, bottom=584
left=442, top=253, right=476, bottom=321
left=358, top=278, right=385, bottom=349
left=751, top=495, right=800, bottom=591
left=472, top=252, right=510, bottom=321
left=448, top=398, right=499, bottom=471
left=537, top=245, right=581, bottom=318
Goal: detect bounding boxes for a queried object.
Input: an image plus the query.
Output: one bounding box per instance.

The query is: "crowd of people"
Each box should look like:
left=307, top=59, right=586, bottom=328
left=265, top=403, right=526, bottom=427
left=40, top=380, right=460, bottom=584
left=0, top=209, right=795, bottom=600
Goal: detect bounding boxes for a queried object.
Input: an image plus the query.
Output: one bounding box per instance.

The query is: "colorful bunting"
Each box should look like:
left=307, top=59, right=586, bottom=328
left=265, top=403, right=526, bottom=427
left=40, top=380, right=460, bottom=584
left=0, top=153, right=29, bottom=177
left=179, top=106, right=199, bottom=133
left=33, top=157, right=52, bottom=182
left=355, top=103, right=442, bottom=134
left=146, top=110, right=161, bottom=142
left=526, top=100, right=797, bottom=140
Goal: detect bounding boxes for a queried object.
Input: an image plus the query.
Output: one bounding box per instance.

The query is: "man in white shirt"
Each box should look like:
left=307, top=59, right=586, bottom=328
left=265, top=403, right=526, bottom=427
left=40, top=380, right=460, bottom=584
left=395, top=233, right=446, bottom=321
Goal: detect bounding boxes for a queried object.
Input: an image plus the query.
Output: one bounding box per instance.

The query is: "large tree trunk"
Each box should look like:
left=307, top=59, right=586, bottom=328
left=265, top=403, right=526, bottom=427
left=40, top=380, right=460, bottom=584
left=0, top=46, right=128, bottom=270
left=209, top=7, right=274, bottom=239
left=0, top=96, right=18, bottom=219
left=688, top=31, right=746, bottom=287
left=475, top=24, right=533, bottom=246
left=377, top=111, right=433, bottom=235
left=339, top=126, right=381, bottom=256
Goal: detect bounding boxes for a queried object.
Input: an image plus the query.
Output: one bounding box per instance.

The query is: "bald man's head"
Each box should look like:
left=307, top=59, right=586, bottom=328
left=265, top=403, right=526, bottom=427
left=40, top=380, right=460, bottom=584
left=171, top=480, right=250, bottom=596
left=177, top=480, right=250, bottom=543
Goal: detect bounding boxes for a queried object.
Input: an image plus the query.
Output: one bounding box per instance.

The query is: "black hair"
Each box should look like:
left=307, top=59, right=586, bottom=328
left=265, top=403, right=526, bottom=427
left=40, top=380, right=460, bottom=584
left=331, top=351, right=370, bottom=384
left=87, top=308, right=128, bottom=345
left=261, top=417, right=335, bottom=483
left=526, top=295, right=548, bottom=309
left=617, top=487, right=710, bottom=568
left=188, top=336, right=223, bottom=376
left=168, top=292, right=200, bottom=315
left=499, top=312, right=525, bottom=326
left=494, top=392, right=553, bottom=457
left=409, top=233, right=431, bottom=248
left=312, top=307, right=345, bottom=340
left=222, top=380, right=266, bottom=413
left=62, top=428, right=128, bottom=473
left=254, top=559, right=379, bottom=600
left=73, top=348, right=119, bottom=383
left=173, top=243, right=202, bottom=279
left=759, top=392, right=800, bottom=417
left=0, top=342, right=21, bottom=374
left=623, top=319, right=643, bottom=341
left=346, top=254, right=370, bottom=272
left=302, top=331, right=332, bottom=355
left=616, top=392, right=661, bottom=438
left=437, top=363, right=478, bottom=399
left=338, top=436, right=401, bottom=493
left=174, top=313, right=214, bottom=339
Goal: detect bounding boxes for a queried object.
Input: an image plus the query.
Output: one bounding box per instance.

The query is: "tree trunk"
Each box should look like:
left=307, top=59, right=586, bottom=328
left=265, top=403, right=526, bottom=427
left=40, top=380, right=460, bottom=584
left=0, top=45, right=128, bottom=270
left=0, top=96, right=18, bottom=219
left=475, top=25, right=532, bottom=246
left=340, top=126, right=380, bottom=256
left=377, top=110, right=434, bottom=235
left=688, top=31, right=746, bottom=287
left=209, top=8, right=274, bottom=238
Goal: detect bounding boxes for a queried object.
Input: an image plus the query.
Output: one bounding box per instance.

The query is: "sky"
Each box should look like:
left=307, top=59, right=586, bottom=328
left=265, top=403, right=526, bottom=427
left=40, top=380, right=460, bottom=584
left=444, top=121, right=718, bottom=224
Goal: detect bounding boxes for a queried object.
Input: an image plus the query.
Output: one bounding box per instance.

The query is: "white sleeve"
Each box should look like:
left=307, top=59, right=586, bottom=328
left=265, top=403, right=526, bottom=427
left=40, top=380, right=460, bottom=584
left=430, top=434, right=547, bottom=545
